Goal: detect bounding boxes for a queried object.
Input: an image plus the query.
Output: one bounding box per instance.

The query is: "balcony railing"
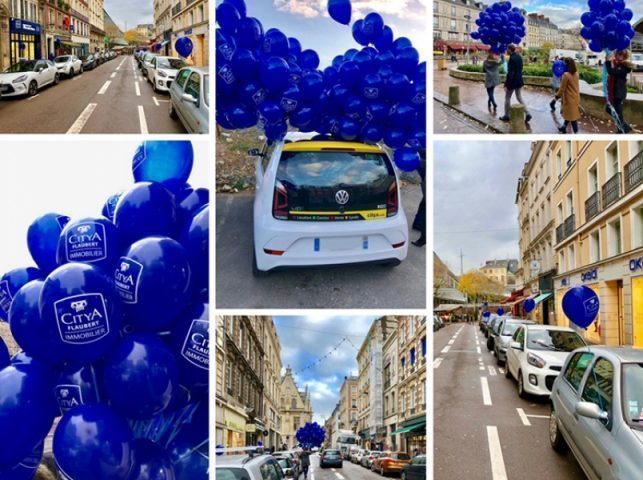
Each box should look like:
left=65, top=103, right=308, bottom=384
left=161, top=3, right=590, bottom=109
left=602, top=172, right=621, bottom=209
left=564, top=214, right=575, bottom=238
left=171, top=2, right=182, bottom=16
left=585, top=191, right=601, bottom=222
left=624, top=151, right=643, bottom=195
left=556, top=224, right=564, bottom=244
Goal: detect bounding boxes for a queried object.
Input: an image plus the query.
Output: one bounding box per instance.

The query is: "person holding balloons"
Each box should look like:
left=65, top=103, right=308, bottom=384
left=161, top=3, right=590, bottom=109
left=499, top=44, right=531, bottom=124
left=555, top=58, right=581, bottom=134
left=606, top=49, right=633, bottom=134
left=550, top=56, right=562, bottom=112
left=482, top=52, right=501, bottom=112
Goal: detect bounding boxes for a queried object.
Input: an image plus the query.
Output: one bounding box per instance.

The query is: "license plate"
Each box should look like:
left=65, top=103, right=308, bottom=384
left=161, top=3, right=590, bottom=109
left=315, top=236, right=367, bottom=252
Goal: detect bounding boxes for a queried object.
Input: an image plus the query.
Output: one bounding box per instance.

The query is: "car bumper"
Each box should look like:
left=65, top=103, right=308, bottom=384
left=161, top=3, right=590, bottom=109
left=155, top=79, right=173, bottom=91
left=383, top=464, right=406, bottom=473
left=522, top=363, right=562, bottom=396
left=253, top=212, right=409, bottom=272
left=497, top=347, right=507, bottom=362
left=321, top=460, right=342, bottom=467
left=0, top=82, right=28, bottom=96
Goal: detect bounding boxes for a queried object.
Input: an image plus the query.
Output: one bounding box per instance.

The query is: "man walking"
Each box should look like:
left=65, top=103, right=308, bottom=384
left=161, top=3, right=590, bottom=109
left=300, top=446, right=311, bottom=479
left=499, top=44, right=532, bottom=124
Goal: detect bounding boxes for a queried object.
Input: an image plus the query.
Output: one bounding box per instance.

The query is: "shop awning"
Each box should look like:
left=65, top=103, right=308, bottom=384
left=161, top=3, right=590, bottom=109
left=391, top=426, right=416, bottom=434
left=61, top=41, right=82, bottom=47
left=401, top=417, right=426, bottom=429
left=533, top=292, right=553, bottom=305
left=434, top=304, right=463, bottom=312
left=505, top=296, right=526, bottom=306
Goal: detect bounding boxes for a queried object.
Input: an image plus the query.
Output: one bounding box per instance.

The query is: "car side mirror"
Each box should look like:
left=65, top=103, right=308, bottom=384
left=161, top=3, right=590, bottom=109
left=510, top=341, right=522, bottom=350
left=576, top=401, right=609, bottom=421
left=181, top=93, right=197, bottom=104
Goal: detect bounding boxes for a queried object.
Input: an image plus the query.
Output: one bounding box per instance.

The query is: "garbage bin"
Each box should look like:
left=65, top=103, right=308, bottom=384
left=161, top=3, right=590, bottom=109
left=436, top=57, right=447, bottom=71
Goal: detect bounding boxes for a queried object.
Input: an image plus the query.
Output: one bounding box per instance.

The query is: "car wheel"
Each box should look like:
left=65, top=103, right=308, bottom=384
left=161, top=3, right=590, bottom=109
left=54, top=73, right=60, bottom=85
left=380, top=466, right=385, bottom=476
left=505, top=363, right=512, bottom=379
left=518, top=371, right=528, bottom=399
left=549, top=408, right=569, bottom=453
left=169, top=100, right=178, bottom=120
left=69, top=67, right=74, bottom=78
left=252, top=248, right=269, bottom=278
left=28, top=80, right=38, bottom=96
left=496, top=350, right=503, bottom=366
left=80, top=66, right=83, bottom=74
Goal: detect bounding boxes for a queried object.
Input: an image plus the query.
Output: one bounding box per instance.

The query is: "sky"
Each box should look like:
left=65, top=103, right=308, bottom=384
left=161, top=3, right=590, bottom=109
left=273, top=316, right=378, bottom=425
left=0, top=139, right=209, bottom=275
left=104, top=0, right=153, bottom=32
left=433, top=141, right=532, bottom=276
left=219, top=0, right=429, bottom=68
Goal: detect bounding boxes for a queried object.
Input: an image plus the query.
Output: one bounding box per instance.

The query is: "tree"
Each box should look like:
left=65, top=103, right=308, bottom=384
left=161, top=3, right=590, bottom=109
left=124, top=29, right=148, bottom=46
left=540, top=41, right=556, bottom=59
left=458, top=270, right=505, bottom=303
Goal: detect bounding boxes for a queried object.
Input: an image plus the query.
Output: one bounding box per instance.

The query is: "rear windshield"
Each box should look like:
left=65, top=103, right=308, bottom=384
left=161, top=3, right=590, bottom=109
left=276, top=150, right=395, bottom=221
left=391, top=453, right=410, bottom=460
left=325, top=451, right=340, bottom=458
left=216, top=468, right=250, bottom=480
left=528, top=330, right=586, bottom=352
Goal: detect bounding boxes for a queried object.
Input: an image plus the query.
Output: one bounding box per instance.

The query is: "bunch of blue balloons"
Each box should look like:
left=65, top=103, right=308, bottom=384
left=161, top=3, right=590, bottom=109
left=0, top=141, right=209, bottom=480
left=215, top=0, right=426, bottom=172
left=470, top=1, right=526, bottom=53
left=295, top=422, right=326, bottom=448
left=552, top=59, right=567, bottom=77
left=580, top=0, right=634, bottom=52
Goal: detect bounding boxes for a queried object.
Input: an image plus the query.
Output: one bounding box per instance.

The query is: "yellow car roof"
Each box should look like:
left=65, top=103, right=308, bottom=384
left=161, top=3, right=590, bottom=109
left=282, top=141, right=384, bottom=154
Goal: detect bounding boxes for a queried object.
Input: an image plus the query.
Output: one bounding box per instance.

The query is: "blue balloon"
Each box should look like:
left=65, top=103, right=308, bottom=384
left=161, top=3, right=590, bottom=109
left=338, top=118, right=361, bottom=141
left=0, top=441, right=43, bottom=480
left=322, top=66, right=339, bottom=88
left=54, top=363, right=101, bottom=416
left=338, top=61, right=361, bottom=87
left=328, top=0, right=351, bottom=25
left=288, top=37, right=302, bottom=56
left=483, top=311, right=491, bottom=318
left=56, top=217, right=119, bottom=272
left=216, top=28, right=237, bottom=63
left=236, top=17, right=264, bottom=49
left=226, top=102, right=257, bottom=129
left=239, top=81, right=267, bottom=107
left=258, top=100, right=284, bottom=125
left=384, top=129, right=408, bottom=149
left=393, top=147, right=420, bottom=172
left=345, top=96, right=366, bottom=120
left=27, top=213, right=70, bottom=274
left=366, top=100, right=389, bottom=123
left=103, top=334, right=178, bottom=420
left=290, top=106, right=315, bottom=129
left=562, top=286, right=600, bottom=329
left=353, top=49, right=375, bottom=75
left=216, top=62, right=236, bottom=95
left=581, top=11, right=595, bottom=26
left=114, top=182, right=178, bottom=247
left=102, top=193, right=122, bottom=222
left=362, top=13, right=384, bottom=42
left=389, top=102, right=416, bottom=128
left=216, top=3, right=240, bottom=34
left=0, top=339, right=8, bottom=370
left=362, top=124, right=384, bottom=144
left=300, top=72, right=324, bottom=102
left=132, top=141, right=194, bottom=193
left=260, top=56, right=290, bottom=93
left=387, top=73, right=412, bottom=102
left=0, top=365, right=55, bottom=471
left=620, top=8, right=633, bottom=21
left=177, top=188, right=209, bottom=229
left=231, top=48, right=258, bottom=80
left=497, top=307, right=505, bottom=316
left=407, top=128, right=426, bottom=150
left=166, top=423, right=208, bottom=480
left=40, top=263, right=122, bottom=364
left=171, top=303, right=209, bottom=394
left=552, top=60, right=566, bottom=77
left=129, top=439, right=175, bottom=480
left=116, top=237, right=191, bottom=333
left=393, top=37, right=413, bottom=52
left=54, top=404, right=133, bottom=480
left=224, top=0, right=246, bottom=18
left=411, top=82, right=426, bottom=107
left=523, top=298, right=536, bottom=313
left=352, top=19, right=369, bottom=46
left=299, top=49, right=320, bottom=70
left=395, top=47, right=420, bottom=76
left=362, top=73, right=384, bottom=100
left=263, top=28, right=289, bottom=57
left=175, top=37, right=193, bottom=58
left=0, top=268, right=41, bottom=322
left=265, top=121, right=288, bottom=141
left=374, top=25, right=394, bottom=51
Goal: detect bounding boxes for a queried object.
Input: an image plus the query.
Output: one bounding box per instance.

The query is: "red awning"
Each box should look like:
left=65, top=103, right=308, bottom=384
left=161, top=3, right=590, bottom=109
left=476, top=44, right=491, bottom=51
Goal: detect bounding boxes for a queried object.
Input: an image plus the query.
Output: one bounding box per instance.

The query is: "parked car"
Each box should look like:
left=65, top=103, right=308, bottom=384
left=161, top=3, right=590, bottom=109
left=54, top=55, right=82, bottom=77
left=433, top=315, right=444, bottom=332
left=480, top=314, right=498, bottom=335
left=273, top=450, right=298, bottom=470
left=251, top=132, right=408, bottom=276
left=352, top=448, right=367, bottom=464
left=487, top=316, right=504, bottom=351
left=169, top=66, right=209, bottom=134
left=485, top=316, right=501, bottom=339
left=505, top=325, right=587, bottom=398
left=273, top=455, right=299, bottom=479
left=402, top=455, right=426, bottom=480
left=216, top=453, right=285, bottom=480
left=361, top=450, right=381, bottom=468
left=493, top=318, right=534, bottom=365
left=79, top=54, right=96, bottom=71
left=371, top=451, right=411, bottom=476
left=0, top=60, right=59, bottom=97
left=550, top=347, right=643, bottom=480
left=141, top=53, right=157, bottom=77
left=631, top=52, right=643, bottom=72
left=147, top=56, right=187, bottom=92
left=319, top=448, right=342, bottom=468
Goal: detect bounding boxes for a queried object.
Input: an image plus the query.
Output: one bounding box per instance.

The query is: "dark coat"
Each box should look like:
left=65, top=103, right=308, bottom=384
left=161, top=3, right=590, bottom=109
left=606, top=60, right=631, bottom=101
left=505, top=52, right=524, bottom=90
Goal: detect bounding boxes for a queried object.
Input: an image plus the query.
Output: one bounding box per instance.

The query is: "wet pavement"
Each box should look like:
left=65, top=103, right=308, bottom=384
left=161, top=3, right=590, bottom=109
left=433, top=101, right=496, bottom=134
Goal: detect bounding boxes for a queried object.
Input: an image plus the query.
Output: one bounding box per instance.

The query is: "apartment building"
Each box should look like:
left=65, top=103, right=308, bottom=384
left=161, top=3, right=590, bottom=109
left=433, top=0, right=488, bottom=53
left=263, top=320, right=283, bottom=450
left=171, top=0, right=208, bottom=66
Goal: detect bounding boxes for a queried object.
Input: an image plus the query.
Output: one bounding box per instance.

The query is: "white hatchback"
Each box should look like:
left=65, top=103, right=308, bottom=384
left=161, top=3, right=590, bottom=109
left=148, top=56, right=187, bottom=92
left=252, top=132, right=409, bottom=276
left=54, top=55, right=82, bottom=77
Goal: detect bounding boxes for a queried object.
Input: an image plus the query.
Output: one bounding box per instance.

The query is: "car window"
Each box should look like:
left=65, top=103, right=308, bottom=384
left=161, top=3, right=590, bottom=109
left=185, top=72, right=201, bottom=100
left=513, top=327, right=524, bottom=345
left=563, top=351, right=594, bottom=391
left=527, top=329, right=586, bottom=352
left=176, top=69, right=190, bottom=88
left=158, top=58, right=187, bottom=69
left=622, top=363, right=643, bottom=428
left=412, top=456, right=426, bottom=465
left=582, top=358, right=614, bottom=428
left=203, top=74, right=209, bottom=106
left=217, top=468, right=251, bottom=480
left=260, top=460, right=282, bottom=480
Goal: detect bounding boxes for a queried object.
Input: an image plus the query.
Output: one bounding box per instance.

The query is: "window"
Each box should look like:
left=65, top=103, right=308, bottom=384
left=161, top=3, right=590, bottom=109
left=557, top=203, right=564, bottom=225
left=401, top=356, right=405, bottom=367
left=563, top=352, right=594, bottom=391
left=433, top=17, right=439, bottom=28
left=589, top=230, right=601, bottom=263
left=433, top=1, right=438, bottom=12
left=607, top=217, right=622, bottom=256
left=632, top=204, right=643, bottom=249
left=291, top=398, right=297, bottom=409
left=410, top=348, right=416, bottom=365
left=176, top=68, right=190, bottom=88
left=566, top=191, right=574, bottom=216
left=606, top=142, right=619, bottom=179
left=556, top=151, right=562, bottom=179
left=421, top=337, right=426, bottom=356
left=451, top=6, right=456, bottom=15
left=581, top=358, right=614, bottom=428
left=588, top=163, right=599, bottom=195
left=450, top=19, right=456, bottom=29
left=568, top=244, right=575, bottom=270
left=559, top=250, right=566, bottom=273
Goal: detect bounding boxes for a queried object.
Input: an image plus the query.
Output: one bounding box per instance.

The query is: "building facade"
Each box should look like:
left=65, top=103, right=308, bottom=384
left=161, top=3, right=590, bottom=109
left=434, top=252, right=467, bottom=307
left=525, top=13, right=559, bottom=49
left=551, top=141, right=643, bottom=346
left=263, top=320, right=283, bottom=450
left=171, top=0, right=208, bottom=66
left=338, top=376, right=358, bottom=433
left=87, top=0, right=105, bottom=53
left=382, top=327, right=399, bottom=451
left=559, top=28, right=583, bottom=50
left=0, top=0, right=10, bottom=70
left=433, top=0, right=488, bottom=54
left=68, top=0, right=90, bottom=56
left=153, top=0, right=173, bottom=56
left=280, top=366, right=313, bottom=448
left=8, top=0, right=41, bottom=63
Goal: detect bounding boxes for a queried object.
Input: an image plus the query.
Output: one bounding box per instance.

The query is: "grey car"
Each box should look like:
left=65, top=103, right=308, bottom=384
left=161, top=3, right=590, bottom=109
left=493, top=318, right=534, bottom=365
left=216, top=453, right=286, bottom=480
left=550, top=347, right=643, bottom=480
left=169, top=66, right=209, bottom=134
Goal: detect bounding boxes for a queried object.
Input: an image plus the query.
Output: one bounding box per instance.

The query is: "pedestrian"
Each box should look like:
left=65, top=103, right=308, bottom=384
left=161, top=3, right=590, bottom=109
left=499, top=44, right=532, bottom=124
left=412, top=149, right=426, bottom=247
left=550, top=58, right=562, bottom=112
left=482, top=52, right=501, bottom=112
left=555, top=57, right=581, bottom=134
left=606, top=50, right=633, bottom=134
left=300, top=446, right=311, bottom=479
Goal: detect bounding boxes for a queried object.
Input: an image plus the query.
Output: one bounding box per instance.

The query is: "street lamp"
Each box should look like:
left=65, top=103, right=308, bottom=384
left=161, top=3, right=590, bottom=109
left=464, top=14, right=472, bottom=63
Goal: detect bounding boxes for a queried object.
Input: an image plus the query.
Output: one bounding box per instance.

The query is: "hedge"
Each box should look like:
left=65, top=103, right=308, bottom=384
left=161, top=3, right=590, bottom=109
left=458, top=64, right=601, bottom=84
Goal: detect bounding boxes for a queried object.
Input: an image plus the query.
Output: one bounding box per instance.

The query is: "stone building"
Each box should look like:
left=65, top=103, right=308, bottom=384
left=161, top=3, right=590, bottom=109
left=171, top=0, right=208, bottom=66
left=263, top=320, right=283, bottom=450
left=87, top=0, right=105, bottom=54
left=153, top=0, right=173, bottom=56
left=433, top=0, right=488, bottom=55
left=382, top=327, right=399, bottom=451
left=280, top=366, right=313, bottom=448
left=525, top=13, right=559, bottom=49
left=338, top=375, right=358, bottom=432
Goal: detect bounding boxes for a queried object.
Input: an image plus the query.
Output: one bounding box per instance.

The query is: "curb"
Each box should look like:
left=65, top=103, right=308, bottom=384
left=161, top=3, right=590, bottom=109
left=434, top=92, right=507, bottom=134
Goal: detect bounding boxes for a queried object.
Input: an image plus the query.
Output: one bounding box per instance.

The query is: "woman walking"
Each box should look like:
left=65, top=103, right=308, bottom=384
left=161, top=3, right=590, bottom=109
left=482, top=52, right=500, bottom=112
left=606, top=50, right=633, bottom=134
left=555, top=57, right=581, bottom=134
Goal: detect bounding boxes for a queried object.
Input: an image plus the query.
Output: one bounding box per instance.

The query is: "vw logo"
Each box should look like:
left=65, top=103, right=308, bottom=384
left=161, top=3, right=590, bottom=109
left=335, top=190, right=349, bottom=205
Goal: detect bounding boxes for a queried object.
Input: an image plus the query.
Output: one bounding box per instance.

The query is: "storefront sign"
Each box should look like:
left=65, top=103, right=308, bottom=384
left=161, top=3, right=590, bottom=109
left=581, top=269, right=598, bottom=282
left=631, top=257, right=643, bottom=272
left=245, top=424, right=256, bottom=433
left=10, top=18, right=41, bottom=35
left=225, top=419, right=244, bottom=433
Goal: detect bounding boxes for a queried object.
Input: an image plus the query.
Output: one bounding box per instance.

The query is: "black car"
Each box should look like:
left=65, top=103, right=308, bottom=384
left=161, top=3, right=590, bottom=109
left=79, top=54, right=96, bottom=70
left=320, top=449, right=342, bottom=468
left=402, top=455, right=426, bottom=480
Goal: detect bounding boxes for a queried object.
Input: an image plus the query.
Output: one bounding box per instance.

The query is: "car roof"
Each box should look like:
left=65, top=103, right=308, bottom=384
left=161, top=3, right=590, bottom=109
left=282, top=140, right=384, bottom=154
left=524, top=324, right=575, bottom=332
left=578, top=346, right=643, bottom=363
left=216, top=454, right=274, bottom=467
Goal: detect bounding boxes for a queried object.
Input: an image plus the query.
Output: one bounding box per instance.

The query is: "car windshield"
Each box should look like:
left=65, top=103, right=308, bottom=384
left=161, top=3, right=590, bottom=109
left=622, top=363, right=643, bottom=429
left=503, top=322, right=523, bottom=336
left=4, top=61, right=37, bottom=73
left=54, top=56, right=71, bottom=63
left=216, top=468, right=251, bottom=480
left=337, top=436, right=357, bottom=444
left=391, top=453, right=410, bottom=460
left=371, top=452, right=381, bottom=457
left=158, top=58, right=186, bottom=69
left=528, top=329, right=586, bottom=352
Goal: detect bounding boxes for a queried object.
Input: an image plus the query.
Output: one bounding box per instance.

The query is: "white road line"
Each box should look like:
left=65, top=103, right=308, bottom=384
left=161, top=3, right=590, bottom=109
left=153, top=96, right=160, bottom=106
left=441, top=345, right=450, bottom=354
left=479, top=366, right=486, bottom=371
left=476, top=346, right=482, bottom=354
left=98, top=80, right=111, bottom=95
left=335, top=473, right=345, bottom=480
left=527, top=414, right=550, bottom=419
left=517, top=408, right=531, bottom=426
left=448, top=339, right=455, bottom=345
left=499, top=368, right=505, bottom=374
left=488, top=366, right=497, bottom=376
left=486, top=426, right=509, bottom=480
left=433, top=357, right=443, bottom=369
left=138, top=105, right=148, bottom=134
left=27, top=94, right=40, bottom=100
left=66, top=103, right=97, bottom=134
left=135, top=82, right=141, bottom=96
left=481, top=377, right=492, bottom=406
left=110, top=72, right=116, bottom=78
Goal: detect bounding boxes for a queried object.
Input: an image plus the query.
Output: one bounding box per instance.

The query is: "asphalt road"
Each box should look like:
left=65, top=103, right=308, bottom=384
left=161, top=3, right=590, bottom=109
left=433, top=323, right=587, bottom=480
left=215, top=184, right=426, bottom=309
left=0, top=55, right=186, bottom=134
left=307, top=455, right=386, bottom=480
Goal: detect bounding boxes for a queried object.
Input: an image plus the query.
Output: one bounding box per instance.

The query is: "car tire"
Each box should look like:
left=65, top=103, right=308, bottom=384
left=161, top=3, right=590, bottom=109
left=496, top=350, right=503, bottom=366
left=505, top=364, right=512, bottom=379
left=380, top=466, right=385, bottom=476
left=252, top=248, right=269, bottom=278
left=169, top=100, right=178, bottom=120
left=54, top=73, right=60, bottom=85
left=28, top=80, right=38, bottom=96
left=518, top=371, right=528, bottom=399
left=549, top=408, right=569, bottom=453
left=69, top=67, right=74, bottom=78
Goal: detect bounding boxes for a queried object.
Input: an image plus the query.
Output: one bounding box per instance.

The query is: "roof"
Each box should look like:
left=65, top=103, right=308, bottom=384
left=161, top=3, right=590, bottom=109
left=524, top=325, right=575, bottom=331
left=282, top=140, right=384, bottom=154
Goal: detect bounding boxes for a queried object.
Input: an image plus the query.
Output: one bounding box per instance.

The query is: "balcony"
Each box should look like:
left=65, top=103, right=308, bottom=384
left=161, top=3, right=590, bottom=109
left=602, top=172, right=621, bottom=209
left=172, top=2, right=182, bottom=16
left=585, top=191, right=601, bottom=222
left=564, top=214, right=575, bottom=238
left=624, top=151, right=643, bottom=195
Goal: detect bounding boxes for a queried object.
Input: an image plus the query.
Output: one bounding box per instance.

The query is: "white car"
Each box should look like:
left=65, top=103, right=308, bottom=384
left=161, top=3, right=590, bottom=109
left=141, top=53, right=158, bottom=78
left=0, top=60, right=59, bottom=97
left=148, top=56, right=187, bottom=92
left=505, top=324, right=587, bottom=398
left=252, top=132, right=409, bottom=276
left=54, top=55, right=83, bottom=77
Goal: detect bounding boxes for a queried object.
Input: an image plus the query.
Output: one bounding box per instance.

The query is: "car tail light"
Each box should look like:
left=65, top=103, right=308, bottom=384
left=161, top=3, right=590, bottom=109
left=273, top=181, right=289, bottom=220
left=392, top=241, right=405, bottom=249
left=387, top=181, right=398, bottom=216
left=263, top=249, right=284, bottom=256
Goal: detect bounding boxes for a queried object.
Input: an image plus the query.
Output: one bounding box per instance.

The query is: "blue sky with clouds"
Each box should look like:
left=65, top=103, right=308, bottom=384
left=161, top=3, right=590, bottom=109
left=104, top=0, right=153, bottom=31
left=273, top=316, right=377, bottom=424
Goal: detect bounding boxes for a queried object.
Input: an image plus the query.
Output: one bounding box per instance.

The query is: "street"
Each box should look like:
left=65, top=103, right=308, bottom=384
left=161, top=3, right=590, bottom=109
left=215, top=185, right=426, bottom=309
left=305, top=454, right=387, bottom=480
left=433, top=322, right=586, bottom=480
left=0, top=55, right=185, bottom=134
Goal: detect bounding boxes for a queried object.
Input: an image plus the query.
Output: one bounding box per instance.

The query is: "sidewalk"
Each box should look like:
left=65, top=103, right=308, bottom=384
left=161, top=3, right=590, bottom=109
left=434, top=63, right=619, bottom=134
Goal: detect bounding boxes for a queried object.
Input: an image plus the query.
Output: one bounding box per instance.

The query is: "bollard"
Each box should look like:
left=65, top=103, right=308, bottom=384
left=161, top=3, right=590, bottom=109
left=509, top=104, right=527, bottom=133
left=448, top=86, right=460, bottom=106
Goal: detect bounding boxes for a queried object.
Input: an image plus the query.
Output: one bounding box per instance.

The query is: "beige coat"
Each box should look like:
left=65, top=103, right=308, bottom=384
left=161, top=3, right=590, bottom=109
left=557, top=72, right=581, bottom=121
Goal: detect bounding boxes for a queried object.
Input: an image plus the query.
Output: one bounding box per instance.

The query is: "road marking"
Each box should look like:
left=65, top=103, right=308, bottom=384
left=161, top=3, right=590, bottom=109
left=479, top=366, right=485, bottom=370
left=110, top=72, right=116, bottom=78
left=67, top=103, right=97, bottom=134
left=448, top=339, right=455, bottom=345
left=138, top=105, right=148, bottom=134
left=499, top=367, right=505, bottom=374
left=27, top=94, right=40, bottom=100
left=488, top=366, right=497, bottom=376
left=335, top=473, right=345, bottom=480
left=486, top=426, right=508, bottom=480
left=441, top=345, right=450, bottom=354
left=135, top=82, right=141, bottom=96
left=517, top=408, right=531, bottom=426
left=153, top=96, right=160, bottom=106
left=116, top=58, right=125, bottom=70
left=481, top=377, right=492, bottom=406
left=433, top=357, right=443, bottom=369
left=476, top=346, right=482, bottom=354
left=98, top=81, right=111, bottom=95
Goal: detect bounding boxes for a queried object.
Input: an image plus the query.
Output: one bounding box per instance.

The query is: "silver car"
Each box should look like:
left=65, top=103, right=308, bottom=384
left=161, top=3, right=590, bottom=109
left=169, top=66, right=209, bottom=134
left=493, top=318, right=534, bottom=365
left=550, top=347, right=643, bottom=480
left=216, top=453, right=286, bottom=479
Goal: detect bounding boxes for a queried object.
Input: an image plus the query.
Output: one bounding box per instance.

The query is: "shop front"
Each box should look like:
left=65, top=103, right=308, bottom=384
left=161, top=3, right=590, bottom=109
left=631, top=255, right=643, bottom=347
left=393, top=416, right=426, bottom=455
left=173, top=22, right=209, bottom=67
left=9, top=17, right=41, bottom=64
left=222, top=408, right=247, bottom=448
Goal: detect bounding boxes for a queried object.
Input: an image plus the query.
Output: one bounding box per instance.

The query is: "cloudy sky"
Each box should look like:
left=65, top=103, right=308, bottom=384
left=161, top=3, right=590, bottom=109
left=274, top=316, right=377, bottom=424
left=105, top=0, right=153, bottom=31
left=434, top=141, right=532, bottom=276
left=221, top=0, right=428, bottom=68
